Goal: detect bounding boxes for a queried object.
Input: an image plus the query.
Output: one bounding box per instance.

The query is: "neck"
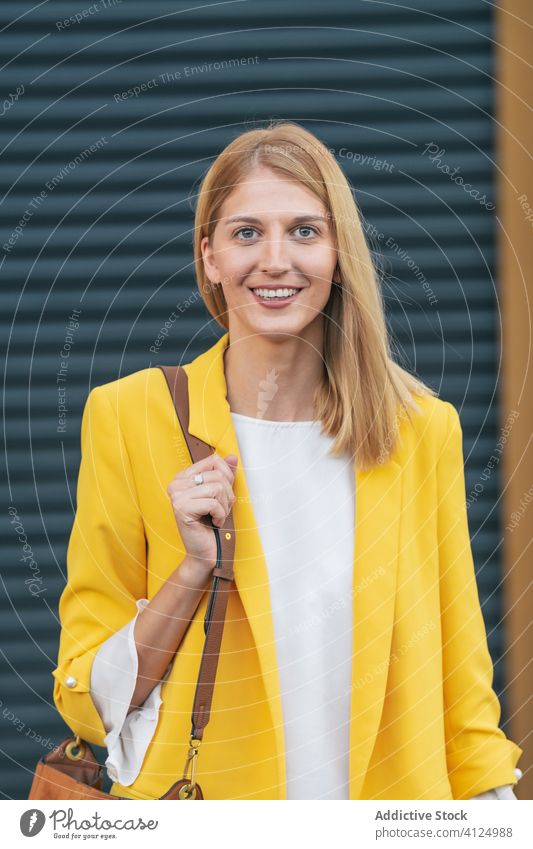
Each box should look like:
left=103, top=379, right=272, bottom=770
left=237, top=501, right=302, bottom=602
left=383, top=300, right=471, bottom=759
left=223, top=327, right=325, bottom=422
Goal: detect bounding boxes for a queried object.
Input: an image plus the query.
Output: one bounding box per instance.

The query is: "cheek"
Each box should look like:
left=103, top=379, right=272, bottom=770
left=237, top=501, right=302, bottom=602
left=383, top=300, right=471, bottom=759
left=301, top=244, right=336, bottom=269
left=220, top=246, right=256, bottom=275
left=309, top=283, right=333, bottom=309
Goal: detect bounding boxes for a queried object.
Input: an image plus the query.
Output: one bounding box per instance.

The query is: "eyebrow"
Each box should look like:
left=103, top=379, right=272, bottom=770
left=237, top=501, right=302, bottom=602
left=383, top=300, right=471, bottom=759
left=223, top=214, right=330, bottom=226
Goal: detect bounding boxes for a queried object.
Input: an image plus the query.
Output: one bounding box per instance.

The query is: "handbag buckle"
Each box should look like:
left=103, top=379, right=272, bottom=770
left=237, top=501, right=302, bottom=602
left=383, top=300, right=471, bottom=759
left=179, top=736, right=201, bottom=799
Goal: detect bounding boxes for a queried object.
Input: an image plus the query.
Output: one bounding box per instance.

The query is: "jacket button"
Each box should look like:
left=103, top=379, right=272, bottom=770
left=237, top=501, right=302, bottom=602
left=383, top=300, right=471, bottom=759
left=65, top=676, right=77, bottom=688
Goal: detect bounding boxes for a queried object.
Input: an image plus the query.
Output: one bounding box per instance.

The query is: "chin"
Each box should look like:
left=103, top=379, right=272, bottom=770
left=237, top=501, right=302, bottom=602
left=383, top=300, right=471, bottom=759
left=252, top=323, right=313, bottom=344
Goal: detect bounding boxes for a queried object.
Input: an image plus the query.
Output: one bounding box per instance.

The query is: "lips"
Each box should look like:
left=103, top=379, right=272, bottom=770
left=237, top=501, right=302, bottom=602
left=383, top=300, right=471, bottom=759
left=249, top=287, right=303, bottom=308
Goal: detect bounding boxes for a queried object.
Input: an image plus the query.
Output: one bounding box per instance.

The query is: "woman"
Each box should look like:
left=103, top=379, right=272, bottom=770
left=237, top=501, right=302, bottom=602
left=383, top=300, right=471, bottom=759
left=52, top=121, right=523, bottom=800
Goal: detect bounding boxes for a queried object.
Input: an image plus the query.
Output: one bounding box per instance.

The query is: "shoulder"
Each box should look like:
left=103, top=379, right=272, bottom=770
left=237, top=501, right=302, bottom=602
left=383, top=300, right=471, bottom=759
left=80, top=367, right=174, bottom=451
left=393, top=392, right=461, bottom=465
left=86, top=366, right=170, bottom=412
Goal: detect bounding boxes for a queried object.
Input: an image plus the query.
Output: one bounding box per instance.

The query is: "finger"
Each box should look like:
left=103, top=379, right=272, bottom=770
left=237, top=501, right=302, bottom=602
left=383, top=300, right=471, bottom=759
left=168, top=475, right=236, bottom=517
left=188, top=481, right=230, bottom=516
left=182, top=497, right=226, bottom=527
left=184, top=470, right=236, bottom=505
left=183, top=452, right=236, bottom=486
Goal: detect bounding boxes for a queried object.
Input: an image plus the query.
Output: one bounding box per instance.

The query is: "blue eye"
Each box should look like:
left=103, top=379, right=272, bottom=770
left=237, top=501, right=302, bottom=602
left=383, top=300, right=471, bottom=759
left=235, top=227, right=257, bottom=240
left=296, top=225, right=318, bottom=238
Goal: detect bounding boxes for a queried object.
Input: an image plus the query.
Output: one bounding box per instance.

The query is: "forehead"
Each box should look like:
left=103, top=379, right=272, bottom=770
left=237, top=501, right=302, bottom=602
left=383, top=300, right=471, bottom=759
left=219, top=170, right=328, bottom=220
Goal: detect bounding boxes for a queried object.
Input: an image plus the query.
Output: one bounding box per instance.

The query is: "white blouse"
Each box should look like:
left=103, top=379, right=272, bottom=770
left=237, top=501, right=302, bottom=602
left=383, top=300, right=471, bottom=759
left=90, top=411, right=521, bottom=799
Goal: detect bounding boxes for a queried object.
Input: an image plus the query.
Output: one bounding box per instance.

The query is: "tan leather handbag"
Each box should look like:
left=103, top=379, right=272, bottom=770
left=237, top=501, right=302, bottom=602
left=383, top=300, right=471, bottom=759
left=29, top=365, right=236, bottom=801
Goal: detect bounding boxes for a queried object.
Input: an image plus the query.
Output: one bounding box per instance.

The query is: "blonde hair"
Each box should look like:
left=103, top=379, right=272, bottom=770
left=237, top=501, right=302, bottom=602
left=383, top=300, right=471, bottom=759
left=193, top=120, right=436, bottom=469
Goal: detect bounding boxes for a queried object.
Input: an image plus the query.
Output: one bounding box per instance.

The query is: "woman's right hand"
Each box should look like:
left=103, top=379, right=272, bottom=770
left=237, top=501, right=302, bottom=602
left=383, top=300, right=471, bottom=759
left=167, top=452, right=239, bottom=574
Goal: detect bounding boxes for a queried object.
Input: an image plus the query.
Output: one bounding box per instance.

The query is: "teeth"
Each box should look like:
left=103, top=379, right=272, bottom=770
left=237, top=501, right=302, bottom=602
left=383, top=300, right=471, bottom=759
left=253, top=288, right=299, bottom=299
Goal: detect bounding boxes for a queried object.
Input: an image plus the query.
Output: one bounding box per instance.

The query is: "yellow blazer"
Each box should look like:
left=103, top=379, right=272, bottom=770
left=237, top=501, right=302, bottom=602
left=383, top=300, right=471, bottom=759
left=52, top=332, right=522, bottom=800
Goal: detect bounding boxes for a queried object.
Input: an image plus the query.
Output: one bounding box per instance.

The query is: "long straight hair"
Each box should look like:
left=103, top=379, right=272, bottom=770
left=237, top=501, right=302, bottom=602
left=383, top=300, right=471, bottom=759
left=193, top=121, right=436, bottom=470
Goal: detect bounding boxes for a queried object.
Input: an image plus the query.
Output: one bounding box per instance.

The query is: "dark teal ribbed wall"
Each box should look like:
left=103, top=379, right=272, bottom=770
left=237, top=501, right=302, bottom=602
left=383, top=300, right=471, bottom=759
left=0, top=0, right=506, bottom=798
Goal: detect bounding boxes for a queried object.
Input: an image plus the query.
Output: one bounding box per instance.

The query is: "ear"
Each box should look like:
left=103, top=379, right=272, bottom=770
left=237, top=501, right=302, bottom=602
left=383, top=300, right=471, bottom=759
left=200, top=234, right=220, bottom=285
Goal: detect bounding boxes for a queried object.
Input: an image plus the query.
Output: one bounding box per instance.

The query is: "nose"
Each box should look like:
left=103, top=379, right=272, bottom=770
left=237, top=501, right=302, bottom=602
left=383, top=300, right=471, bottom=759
left=258, top=231, right=292, bottom=276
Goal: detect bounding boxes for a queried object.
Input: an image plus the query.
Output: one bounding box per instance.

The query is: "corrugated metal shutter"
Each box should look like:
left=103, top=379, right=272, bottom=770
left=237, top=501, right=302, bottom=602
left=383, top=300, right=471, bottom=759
left=0, top=0, right=506, bottom=798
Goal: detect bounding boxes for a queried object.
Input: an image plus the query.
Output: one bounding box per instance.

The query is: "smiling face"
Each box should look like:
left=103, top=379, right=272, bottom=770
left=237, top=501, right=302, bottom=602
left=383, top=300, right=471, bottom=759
left=200, top=166, right=339, bottom=343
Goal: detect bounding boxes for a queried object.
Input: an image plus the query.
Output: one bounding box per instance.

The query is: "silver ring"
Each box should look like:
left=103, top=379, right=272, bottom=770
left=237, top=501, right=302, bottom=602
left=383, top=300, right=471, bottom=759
left=193, top=473, right=204, bottom=486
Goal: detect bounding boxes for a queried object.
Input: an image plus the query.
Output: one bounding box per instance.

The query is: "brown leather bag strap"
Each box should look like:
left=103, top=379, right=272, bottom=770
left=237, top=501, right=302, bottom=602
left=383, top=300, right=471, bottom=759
left=159, top=365, right=236, bottom=741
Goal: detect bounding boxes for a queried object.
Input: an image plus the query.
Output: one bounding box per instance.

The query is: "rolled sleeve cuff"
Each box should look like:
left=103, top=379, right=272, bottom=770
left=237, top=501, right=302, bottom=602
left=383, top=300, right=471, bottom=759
left=468, top=768, right=523, bottom=800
